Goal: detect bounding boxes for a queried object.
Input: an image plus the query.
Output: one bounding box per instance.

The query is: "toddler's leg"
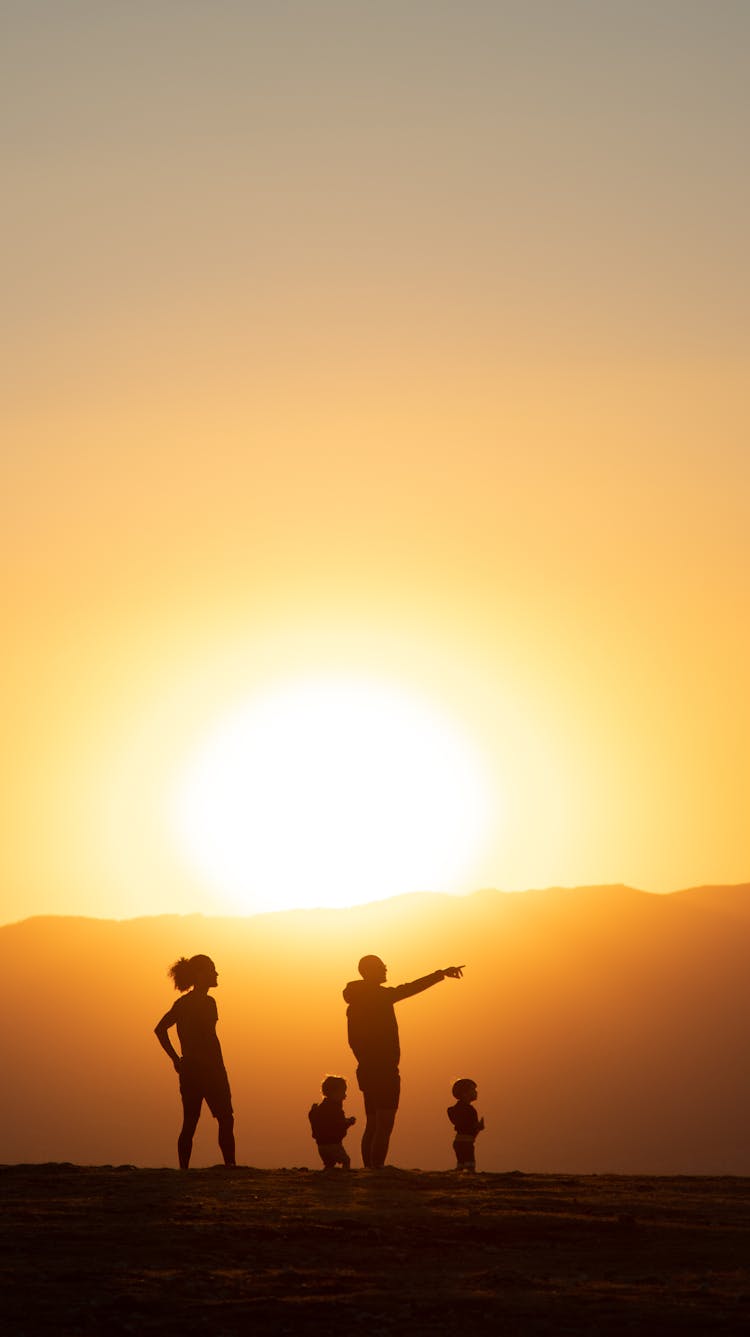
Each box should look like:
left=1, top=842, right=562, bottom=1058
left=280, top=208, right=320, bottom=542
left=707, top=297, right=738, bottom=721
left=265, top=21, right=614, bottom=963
left=453, top=1137, right=476, bottom=1171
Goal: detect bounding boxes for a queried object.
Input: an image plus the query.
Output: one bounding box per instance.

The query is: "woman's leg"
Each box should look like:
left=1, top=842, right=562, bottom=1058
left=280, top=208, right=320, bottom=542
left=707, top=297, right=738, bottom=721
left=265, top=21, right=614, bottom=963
left=217, top=1113, right=236, bottom=1166
left=178, top=1096, right=202, bottom=1169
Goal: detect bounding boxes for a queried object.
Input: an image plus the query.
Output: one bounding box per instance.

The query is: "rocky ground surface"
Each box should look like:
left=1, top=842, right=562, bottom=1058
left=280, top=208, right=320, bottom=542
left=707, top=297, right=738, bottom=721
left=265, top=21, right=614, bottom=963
left=2, top=1164, right=749, bottom=1334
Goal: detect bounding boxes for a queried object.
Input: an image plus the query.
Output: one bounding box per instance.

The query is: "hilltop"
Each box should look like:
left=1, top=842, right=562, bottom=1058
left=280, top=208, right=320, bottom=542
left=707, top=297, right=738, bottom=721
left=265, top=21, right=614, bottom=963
left=1, top=1163, right=749, bottom=1335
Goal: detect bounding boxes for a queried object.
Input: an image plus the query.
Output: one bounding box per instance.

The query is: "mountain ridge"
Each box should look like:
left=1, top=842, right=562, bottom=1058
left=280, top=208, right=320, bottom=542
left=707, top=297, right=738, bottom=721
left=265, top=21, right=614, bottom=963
left=4, top=879, right=749, bottom=931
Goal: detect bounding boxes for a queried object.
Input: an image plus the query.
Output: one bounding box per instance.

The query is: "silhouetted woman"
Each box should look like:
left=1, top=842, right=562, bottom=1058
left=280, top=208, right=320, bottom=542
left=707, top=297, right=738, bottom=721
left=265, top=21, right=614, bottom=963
left=154, top=954, right=236, bottom=1169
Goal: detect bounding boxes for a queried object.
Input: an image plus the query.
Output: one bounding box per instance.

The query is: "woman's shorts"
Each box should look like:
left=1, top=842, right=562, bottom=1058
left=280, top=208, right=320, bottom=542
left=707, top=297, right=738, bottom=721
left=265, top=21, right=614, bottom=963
left=179, top=1063, right=233, bottom=1120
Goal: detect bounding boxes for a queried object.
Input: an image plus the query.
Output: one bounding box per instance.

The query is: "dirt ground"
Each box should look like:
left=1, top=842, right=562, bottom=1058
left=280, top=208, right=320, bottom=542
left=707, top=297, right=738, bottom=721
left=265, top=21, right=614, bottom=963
left=1, top=1164, right=749, bottom=1335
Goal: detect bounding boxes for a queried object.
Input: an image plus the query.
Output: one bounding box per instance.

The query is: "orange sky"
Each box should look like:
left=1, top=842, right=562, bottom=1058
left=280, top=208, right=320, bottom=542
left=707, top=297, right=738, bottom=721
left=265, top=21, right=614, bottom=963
left=3, top=2, right=749, bottom=923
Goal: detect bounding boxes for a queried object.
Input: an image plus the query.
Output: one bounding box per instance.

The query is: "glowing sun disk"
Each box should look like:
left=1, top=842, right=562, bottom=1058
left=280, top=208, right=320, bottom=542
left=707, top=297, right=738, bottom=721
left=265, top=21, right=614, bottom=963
left=169, top=676, right=493, bottom=913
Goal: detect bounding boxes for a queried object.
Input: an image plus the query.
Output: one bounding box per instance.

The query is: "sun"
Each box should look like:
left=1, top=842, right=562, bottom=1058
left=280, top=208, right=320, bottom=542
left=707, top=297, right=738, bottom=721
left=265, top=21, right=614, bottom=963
left=168, top=675, right=493, bottom=913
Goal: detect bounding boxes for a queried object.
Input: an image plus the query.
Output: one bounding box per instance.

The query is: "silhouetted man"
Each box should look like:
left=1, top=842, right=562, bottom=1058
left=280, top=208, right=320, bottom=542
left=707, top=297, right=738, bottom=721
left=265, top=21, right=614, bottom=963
left=343, top=954, right=464, bottom=1168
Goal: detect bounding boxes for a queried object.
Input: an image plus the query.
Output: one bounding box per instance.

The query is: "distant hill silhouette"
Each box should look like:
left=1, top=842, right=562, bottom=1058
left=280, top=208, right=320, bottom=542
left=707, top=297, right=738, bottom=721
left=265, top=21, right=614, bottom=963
left=1, top=884, right=748, bottom=1172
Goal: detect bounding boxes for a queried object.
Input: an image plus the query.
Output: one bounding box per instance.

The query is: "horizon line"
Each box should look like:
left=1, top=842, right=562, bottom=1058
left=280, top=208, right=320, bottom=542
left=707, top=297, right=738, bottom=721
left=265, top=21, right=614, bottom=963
left=3, top=879, right=749, bottom=930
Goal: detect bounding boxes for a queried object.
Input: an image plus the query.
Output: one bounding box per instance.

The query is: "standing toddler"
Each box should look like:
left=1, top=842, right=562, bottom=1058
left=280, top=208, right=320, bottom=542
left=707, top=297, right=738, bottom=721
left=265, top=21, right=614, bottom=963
left=447, top=1077, right=484, bottom=1171
left=308, top=1075, right=356, bottom=1168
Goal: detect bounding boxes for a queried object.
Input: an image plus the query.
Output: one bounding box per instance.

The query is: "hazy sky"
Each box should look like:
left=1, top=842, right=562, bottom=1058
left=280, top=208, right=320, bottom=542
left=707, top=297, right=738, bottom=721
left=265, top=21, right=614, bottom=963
left=3, top=1, right=749, bottom=922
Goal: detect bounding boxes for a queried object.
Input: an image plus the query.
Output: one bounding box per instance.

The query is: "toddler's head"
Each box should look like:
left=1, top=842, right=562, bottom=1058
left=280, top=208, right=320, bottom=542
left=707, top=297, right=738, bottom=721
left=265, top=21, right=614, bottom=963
left=451, top=1077, right=478, bottom=1104
left=321, top=1075, right=347, bottom=1102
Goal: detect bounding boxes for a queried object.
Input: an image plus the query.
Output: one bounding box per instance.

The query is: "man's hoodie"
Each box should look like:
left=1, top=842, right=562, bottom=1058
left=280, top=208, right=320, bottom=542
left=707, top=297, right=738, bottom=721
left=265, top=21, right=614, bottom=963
left=342, top=972, right=444, bottom=1067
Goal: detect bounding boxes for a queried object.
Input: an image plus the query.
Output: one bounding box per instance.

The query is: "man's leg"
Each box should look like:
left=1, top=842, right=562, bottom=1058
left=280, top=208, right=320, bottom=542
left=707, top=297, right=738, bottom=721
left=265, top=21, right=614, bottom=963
left=370, top=1109, right=397, bottom=1169
left=361, top=1102, right=377, bottom=1168
left=360, top=1068, right=400, bottom=1167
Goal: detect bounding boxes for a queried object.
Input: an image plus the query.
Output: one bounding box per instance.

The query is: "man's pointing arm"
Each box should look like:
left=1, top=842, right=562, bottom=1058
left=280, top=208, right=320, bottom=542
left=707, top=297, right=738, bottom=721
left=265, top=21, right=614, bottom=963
left=391, top=965, right=465, bottom=1001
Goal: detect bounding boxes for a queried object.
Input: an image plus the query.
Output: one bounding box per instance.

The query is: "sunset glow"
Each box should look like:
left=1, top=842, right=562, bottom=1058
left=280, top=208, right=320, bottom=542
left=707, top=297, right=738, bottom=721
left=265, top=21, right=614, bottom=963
left=2, top=4, right=749, bottom=925
left=169, top=677, right=493, bottom=913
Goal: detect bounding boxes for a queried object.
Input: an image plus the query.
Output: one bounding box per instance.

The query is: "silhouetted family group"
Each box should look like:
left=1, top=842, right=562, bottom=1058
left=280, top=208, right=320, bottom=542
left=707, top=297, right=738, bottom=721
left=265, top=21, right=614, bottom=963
left=155, top=952, right=485, bottom=1172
